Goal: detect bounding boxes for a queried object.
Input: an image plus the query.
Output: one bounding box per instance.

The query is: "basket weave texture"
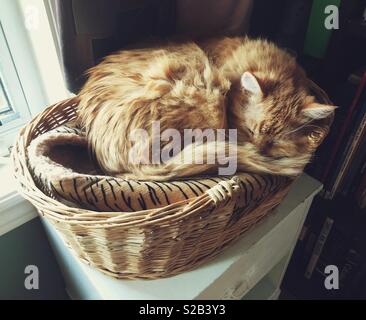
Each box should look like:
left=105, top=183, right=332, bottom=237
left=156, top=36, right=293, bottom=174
left=12, top=81, right=332, bottom=279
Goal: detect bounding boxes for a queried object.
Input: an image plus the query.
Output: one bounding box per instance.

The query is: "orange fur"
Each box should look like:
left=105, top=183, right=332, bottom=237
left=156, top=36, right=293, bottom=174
left=77, top=37, right=334, bottom=180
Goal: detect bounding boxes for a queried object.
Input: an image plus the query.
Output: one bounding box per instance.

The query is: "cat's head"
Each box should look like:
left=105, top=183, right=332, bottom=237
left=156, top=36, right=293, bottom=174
left=229, top=71, right=336, bottom=160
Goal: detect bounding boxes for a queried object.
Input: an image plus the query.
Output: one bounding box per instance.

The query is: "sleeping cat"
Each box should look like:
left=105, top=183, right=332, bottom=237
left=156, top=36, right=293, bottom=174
left=201, top=37, right=335, bottom=161
left=77, top=37, right=335, bottom=181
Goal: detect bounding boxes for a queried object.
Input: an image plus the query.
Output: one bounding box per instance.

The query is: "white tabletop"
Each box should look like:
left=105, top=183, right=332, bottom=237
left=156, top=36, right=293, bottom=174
left=42, top=173, right=322, bottom=300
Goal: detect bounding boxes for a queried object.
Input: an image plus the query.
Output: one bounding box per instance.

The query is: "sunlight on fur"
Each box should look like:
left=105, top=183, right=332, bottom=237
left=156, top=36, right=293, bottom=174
left=76, top=37, right=335, bottom=181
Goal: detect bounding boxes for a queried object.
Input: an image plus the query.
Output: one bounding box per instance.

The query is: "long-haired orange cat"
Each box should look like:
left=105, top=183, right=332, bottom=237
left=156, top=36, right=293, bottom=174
left=77, top=37, right=335, bottom=181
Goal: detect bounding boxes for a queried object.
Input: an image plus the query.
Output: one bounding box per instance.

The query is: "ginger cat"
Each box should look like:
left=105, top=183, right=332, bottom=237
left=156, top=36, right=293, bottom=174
left=77, top=37, right=335, bottom=181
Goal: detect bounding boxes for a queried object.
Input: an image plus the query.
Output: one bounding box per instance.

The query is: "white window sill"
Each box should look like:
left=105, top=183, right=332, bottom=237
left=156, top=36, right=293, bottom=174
left=0, top=162, right=37, bottom=236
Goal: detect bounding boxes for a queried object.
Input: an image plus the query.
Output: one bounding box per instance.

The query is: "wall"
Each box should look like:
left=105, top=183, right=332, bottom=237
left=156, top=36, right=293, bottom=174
left=0, top=218, right=69, bottom=299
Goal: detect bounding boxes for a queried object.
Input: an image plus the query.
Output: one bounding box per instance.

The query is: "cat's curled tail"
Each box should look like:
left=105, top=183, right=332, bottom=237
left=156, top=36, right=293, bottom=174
left=120, top=141, right=311, bottom=181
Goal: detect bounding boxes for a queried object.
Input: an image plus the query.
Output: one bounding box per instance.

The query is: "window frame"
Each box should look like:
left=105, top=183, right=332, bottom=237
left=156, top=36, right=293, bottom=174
left=0, top=0, right=68, bottom=157
left=0, top=21, right=32, bottom=135
left=0, top=0, right=69, bottom=235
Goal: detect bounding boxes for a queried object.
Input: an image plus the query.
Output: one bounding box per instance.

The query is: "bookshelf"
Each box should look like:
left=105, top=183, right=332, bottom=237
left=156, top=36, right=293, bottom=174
left=276, top=0, right=366, bottom=299
left=247, top=0, right=366, bottom=299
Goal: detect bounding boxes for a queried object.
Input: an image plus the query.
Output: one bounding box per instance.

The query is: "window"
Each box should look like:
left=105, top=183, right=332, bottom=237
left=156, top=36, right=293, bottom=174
left=0, top=0, right=68, bottom=159
left=0, top=22, right=31, bottom=135
left=0, top=0, right=68, bottom=232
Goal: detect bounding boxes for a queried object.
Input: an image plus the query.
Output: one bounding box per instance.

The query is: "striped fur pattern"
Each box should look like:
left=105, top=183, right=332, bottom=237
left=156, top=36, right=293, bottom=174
left=77, top=36, right=335, bottom=181
left=27, top=124, right=290, bottom=212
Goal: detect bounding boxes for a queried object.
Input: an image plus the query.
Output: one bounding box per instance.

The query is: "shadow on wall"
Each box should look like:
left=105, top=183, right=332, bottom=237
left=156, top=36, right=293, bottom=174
left=0, top=218, right=69, bottom=300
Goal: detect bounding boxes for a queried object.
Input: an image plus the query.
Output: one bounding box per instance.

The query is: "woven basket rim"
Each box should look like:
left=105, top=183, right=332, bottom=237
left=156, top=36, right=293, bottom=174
left=12, top=79, right=333, bottom=226
left=10, top=79, right=334, bottom=279
left=11, top=98, right=245, bottom=227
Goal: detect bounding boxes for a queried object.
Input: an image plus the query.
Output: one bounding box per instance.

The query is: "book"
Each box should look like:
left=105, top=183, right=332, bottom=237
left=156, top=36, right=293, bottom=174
left=321, top=71, right=366, bottom=182
left=303, top=0, right=341, bottom=59
left=341, top=155, right=366, bottom=198
left=340, top=148, right=366, bottom=196
left=355, top=168, right=366, bottom=209
left=339, top=249, right=362, bottom=289
left=307, top=71, right=364, bottom=182
left=325, top=94, right=366, bottom=199
left=304, top=216, right=334, bottom=279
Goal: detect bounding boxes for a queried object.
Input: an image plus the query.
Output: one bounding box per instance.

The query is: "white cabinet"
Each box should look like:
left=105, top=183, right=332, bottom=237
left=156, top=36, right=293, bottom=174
left=42, top=173, right=322, bottom=300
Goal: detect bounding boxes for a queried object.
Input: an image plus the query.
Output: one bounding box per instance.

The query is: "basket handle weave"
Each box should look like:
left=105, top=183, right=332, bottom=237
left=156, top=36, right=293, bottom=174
left=206, top=176, right=241, bottom=204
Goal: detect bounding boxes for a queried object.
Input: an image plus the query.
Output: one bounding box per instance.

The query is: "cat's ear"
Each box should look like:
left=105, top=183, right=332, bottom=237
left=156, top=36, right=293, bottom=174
left=241, top=72, right=262, bottom=95
left=302, top=102, right=336, bottom=119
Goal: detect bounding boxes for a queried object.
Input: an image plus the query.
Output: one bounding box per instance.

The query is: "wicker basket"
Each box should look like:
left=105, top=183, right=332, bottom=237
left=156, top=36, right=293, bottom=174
left=12, top=81, right=332, bottom=279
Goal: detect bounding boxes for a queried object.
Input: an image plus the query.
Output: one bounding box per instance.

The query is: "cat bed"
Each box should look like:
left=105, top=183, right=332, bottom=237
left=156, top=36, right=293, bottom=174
left=12, top=82, right=332, bottom=279
left=27, top=124, right=289, bottom=213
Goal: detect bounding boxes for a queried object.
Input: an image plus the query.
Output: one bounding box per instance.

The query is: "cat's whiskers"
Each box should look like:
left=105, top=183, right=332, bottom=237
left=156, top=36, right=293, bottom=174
left=282, top=118, right=315, bottom=137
